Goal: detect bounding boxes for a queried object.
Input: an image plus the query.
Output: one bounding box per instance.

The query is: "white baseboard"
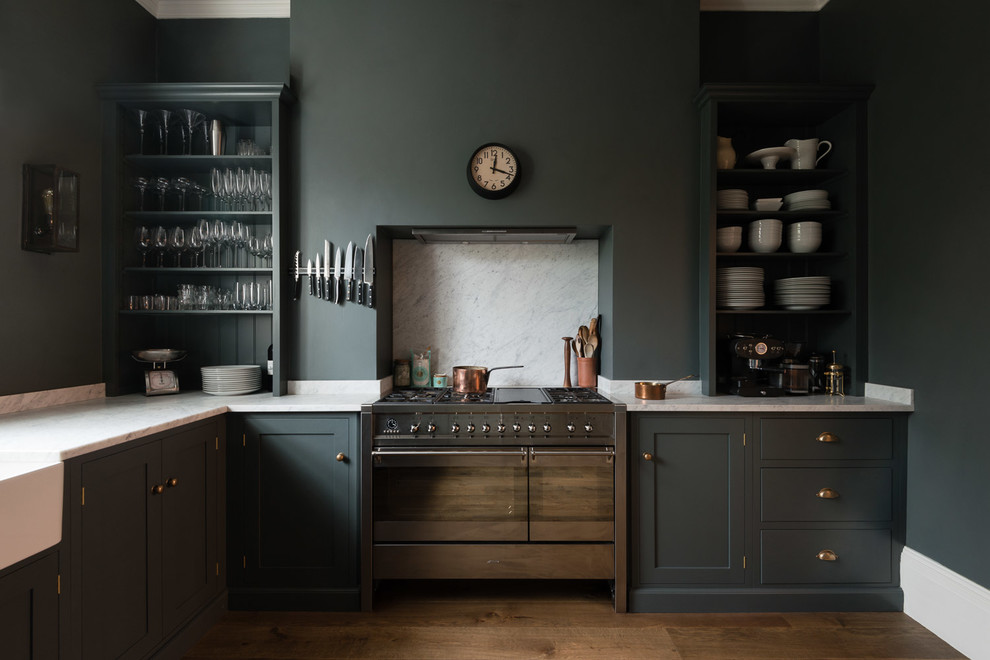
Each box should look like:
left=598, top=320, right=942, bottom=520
left=902, top=546, right=990, bottom=660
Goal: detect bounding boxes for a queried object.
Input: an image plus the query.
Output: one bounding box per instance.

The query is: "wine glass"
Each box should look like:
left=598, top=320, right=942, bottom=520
left=196, top=218, right=211, bottom=266
left=211, top=220, right=227, bottom=267
left=247, top=168, right=260, bottom=211
left=231, top=221, right=247, bottom=267
left=168, top=227, right=185, bottom=267
left=131, top=177, right=149, bottom=212
left=135, top=225, right=153, bottom=267
left=222, top=169, right=236, bottom=212
left=248, top=235, right=262, bottom=267
left=210, top=168, right=223, bottom=211
left=262, top=232, right=273, bottom=267
left=153, top=177, right=170, bottom=211
left=259, top=171, right=272, bottom=211
left=176, top=109, right=205, bottom=155
left=130, top=109, right=150, bottom=155
left=154, top=109, right=174, bottom=154
left=235, top=168, right=247, bottom=212
left=187, top=228, right=203, bottom=267
left=153, top=225, right=168, bottom=267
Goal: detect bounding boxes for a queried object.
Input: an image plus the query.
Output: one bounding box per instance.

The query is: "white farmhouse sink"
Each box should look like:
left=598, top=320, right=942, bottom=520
left=0, top=461, right=63, bottom=570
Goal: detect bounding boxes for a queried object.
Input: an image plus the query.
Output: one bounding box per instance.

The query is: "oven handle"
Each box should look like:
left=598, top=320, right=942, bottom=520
left=371, top=448, right=527, bottom=456
left=529, top=448, right=615, bottom=456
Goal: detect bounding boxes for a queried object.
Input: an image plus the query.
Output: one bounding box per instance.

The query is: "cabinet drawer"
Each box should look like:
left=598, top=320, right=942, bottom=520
left=762, top=468, right=892, bottom=522
left=761, top=529, right=891, bottom=584
left=761, top=418, right=892, bottom=460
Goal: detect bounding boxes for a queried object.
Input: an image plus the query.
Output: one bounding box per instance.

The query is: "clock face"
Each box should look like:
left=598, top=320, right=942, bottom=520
left=467, top=143, right=521, bottom=199
left=145, top=369, right=179, bottom=395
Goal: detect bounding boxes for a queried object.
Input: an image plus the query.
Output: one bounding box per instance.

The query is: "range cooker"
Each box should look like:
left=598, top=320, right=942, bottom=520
left=360, top=387, right=627, bottom=612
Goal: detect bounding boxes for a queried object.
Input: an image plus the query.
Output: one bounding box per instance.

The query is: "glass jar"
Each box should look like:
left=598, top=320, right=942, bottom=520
left=394, top=359, right=411, bottom=387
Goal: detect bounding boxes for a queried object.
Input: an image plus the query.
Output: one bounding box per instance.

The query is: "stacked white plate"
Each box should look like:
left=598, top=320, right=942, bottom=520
left=717, top=267, right=765, bottom=309
left=201, top=365, right=262, bottom=395
left=717, top=189, right=748, bottom=210
left=784, top=189, right=831, bottom=211
left=774, top=276, right=831, bottom=310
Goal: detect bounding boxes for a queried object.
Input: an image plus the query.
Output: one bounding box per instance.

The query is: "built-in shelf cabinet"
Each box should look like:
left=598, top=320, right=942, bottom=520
left=99, top=83, right=293, bottom=396
left=697, top=84, right=873, bottom=396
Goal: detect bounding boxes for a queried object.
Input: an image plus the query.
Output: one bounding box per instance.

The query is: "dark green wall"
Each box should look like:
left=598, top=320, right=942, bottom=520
left=156, top=19, right=290, bottom=83
left=0, top=0, right=155, bottom=396
left=289, top=0, right=699, bottom=381
left=820, top=0, right=990, bottom=590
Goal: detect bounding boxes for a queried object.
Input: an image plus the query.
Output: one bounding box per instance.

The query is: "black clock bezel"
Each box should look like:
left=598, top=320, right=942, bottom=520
left=466, top=142, right=522, bottom=200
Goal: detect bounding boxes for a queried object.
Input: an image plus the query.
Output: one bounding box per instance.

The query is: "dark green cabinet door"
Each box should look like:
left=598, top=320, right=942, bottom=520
left=80, top=442, right=163, bottom=660
left=231, top=414, right=358, bottom=599
left=633, top=415, right=746, bottom=585
left=161, top=422, right=219, bottom=634
left=0, top=551, right=59, bottom=660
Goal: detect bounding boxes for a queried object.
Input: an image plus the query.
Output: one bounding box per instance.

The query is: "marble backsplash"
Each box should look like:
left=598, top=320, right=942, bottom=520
left=393, top=240, right=599, bottom=387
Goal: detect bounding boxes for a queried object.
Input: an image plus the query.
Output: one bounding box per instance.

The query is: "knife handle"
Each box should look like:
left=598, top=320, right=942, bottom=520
left=365, top=283, right=374, bottom=309
left=336, top=277, right=343, bottom=305
left=309, top=273, right=315, bottom=296
left=357, top=278, right=364, bottom=306
left=316, top=273, right=323, bottom=299
left=292, top=277, right=301, bottom=301
left=346, top=278, right=353, bottom=302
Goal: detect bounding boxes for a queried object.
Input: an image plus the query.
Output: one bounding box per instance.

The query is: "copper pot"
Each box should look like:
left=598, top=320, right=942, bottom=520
left=451, top=365, right=523, bottom=394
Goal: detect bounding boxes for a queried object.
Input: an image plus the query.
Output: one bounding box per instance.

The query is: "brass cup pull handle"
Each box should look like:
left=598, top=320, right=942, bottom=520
left=151, top=484, right=165, bottom=495
left=817, top=432, right=840, bottom=443
left=816, top=487, right=839, bottom=499
left=336, top=452, right=346, bottom=462
left=816, top=549, right=838, bottom=562
left=642, top=452, right=653, bottom=461
left=166, top=477, right=178, bottom=488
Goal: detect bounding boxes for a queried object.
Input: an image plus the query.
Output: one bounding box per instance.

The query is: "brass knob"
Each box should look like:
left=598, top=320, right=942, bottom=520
left=336, top=452, right=346, bottom=462
left=642, top=452, right=653, bottom=461
left=166, top=477, right=178, bottom=488
left=817, top=432, right=840, bottom=443
left=151, top=484, right=164, bottom=495
left=816, top=549, right=838, bottom=562
left=816, top=487, right=839, bottom=499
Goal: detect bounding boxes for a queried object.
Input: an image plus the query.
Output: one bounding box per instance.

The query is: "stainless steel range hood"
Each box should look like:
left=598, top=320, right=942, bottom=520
left=410, top=227, right=577, bottom=244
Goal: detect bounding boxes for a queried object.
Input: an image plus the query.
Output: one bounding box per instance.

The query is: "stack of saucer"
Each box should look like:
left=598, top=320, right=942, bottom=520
left=201, top=365, right=262, bottom=395
left=717, top=189, right=748, bottom=210
left=783, top=189, right=830, bottom=211
left=774, top=276, right=831, bottom=310
left=716, top=267, right=765, bottom=310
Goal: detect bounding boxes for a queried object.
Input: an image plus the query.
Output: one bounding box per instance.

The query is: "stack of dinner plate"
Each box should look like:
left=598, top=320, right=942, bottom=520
left=716, top=267, right=765, bottom=309
left=774, top=276, right=831, bottom=310
left=717, top=189, right=749, bottom=210
left=201, top=365, right=262, bottom=395
left=783, top=189, right=831, bottom=211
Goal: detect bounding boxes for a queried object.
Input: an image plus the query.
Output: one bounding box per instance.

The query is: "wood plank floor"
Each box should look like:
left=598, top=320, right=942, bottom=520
left=183, top=581, right=966, bottom=659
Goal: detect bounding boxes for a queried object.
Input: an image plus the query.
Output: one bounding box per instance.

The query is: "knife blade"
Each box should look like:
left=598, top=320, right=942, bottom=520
left=363, top=234, right=375, bottom=308
left=344, top=241, right=355, bottom=302
left=315, top=252, right=323, bottom=299
left=333, top=247, right=343, bottom=304
left=354, top=245, right=364, bottom=306
left=307, top=258, right=314, bottom=296
left=292, top=250, right=301, bottom=301
left=324, top=240, right=332, bottom=300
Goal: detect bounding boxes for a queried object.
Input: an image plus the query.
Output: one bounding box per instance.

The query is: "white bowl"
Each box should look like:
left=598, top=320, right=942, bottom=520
left=753, top=197, right=783, bottom=211
left=788, top=221, right=822, bottom=253
left=716, top=226, right=742, bottom=252
left=749, top=219, right=782, bottom=253
left=747, top=147, right=797, bottom=170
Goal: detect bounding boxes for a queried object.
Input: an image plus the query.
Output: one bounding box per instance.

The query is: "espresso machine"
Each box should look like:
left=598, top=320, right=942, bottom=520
left=723, top=334, right=787, bottom=397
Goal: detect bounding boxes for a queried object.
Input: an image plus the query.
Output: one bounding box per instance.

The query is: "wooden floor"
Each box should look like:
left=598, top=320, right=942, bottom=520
left=183, top=581, right=966, bottom=659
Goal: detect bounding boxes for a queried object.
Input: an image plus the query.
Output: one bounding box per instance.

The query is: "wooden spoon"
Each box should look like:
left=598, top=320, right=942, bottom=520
left=586, top=331, right=599, bottom=358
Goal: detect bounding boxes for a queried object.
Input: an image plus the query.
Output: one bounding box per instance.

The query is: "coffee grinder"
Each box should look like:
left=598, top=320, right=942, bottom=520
left=725, top=334, right=787, bottom=397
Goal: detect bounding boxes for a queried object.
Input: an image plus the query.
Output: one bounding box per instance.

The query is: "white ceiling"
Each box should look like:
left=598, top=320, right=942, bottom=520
left=136, top=0, right=827, bottom=20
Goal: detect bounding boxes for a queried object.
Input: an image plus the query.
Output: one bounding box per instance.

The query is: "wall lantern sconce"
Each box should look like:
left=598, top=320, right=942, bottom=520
left=22, top=164, right=79, bottom=253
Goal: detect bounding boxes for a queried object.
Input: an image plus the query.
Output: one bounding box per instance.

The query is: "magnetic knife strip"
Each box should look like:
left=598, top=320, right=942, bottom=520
left=291, top=234, right=374, bottom=307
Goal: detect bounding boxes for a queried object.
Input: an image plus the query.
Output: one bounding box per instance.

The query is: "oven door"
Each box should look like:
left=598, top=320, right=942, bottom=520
left=372, top=447, right=528, bottom=542
left=528, top=446, right=614, bottom=542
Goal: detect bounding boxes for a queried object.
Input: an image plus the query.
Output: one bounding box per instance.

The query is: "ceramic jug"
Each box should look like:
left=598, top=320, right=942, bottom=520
left=785, top=138, right=832, bottom=170
left=716, top=136, right=736, bottom=170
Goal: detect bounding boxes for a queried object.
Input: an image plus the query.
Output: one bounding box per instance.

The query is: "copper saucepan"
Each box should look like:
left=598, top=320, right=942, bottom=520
left=451, top=365, right=524, bottom=394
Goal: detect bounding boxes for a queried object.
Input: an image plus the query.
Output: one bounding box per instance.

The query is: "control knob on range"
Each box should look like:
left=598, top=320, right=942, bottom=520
left=451, top=423, right=460, bottom=433
left=543, top=423, right=552, bottom=433
left=497, top=423, right=506, bottom=433
left=466, top=423, right=475, bottom=433
left=512, top=423, right=522, bottom=433
left=482, top=423, right=491, bottom=433
left=527, top=423, right=537, bottom=433
left=566, top=423, right=576, bottom=433
left=427, top=422, right=437, bottom=433
left=410, top=423, right=420, bottom=433
left=584, top=422, right=594, bottom=433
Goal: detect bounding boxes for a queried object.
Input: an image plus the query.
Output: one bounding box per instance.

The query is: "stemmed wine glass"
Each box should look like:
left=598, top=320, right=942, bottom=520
left=135, top=225, right=153, bottom=267
left=247, top=168, right=260, bottom=211
left=211, top=220, right=227, bottom=267
left=235, top=168, right=247, bottom=211
left=153, top=225, right=168, bottom=267
left=130, top=109, right=150, bottom=155
left=196, top=219, right=211, bottom=266
left=222, top=169, right=236, bottom=212
left=168, top=227, right=185, bottom=267
left=176, top=109, right=206, bottom=155
left=259, top=171, right=272, bottom=211
left=262, top=232, right=273, bottom=267
left=132, top=177, right=149, bottom=212
left=154, top=109, right=173, bottom=155
left=187, top=228, right=203, bottom=267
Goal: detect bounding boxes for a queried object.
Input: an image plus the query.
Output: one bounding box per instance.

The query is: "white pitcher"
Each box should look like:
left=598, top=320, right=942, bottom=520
left=785, top=138, right=832, bottom=170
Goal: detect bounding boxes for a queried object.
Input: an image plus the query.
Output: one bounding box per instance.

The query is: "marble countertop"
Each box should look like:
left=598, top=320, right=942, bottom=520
left=609, top=391, right=913, bottom=412
left=0, top=391, right=374, bottom=463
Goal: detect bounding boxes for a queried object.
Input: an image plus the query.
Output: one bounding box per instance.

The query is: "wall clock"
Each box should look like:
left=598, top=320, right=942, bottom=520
left=466, top=143, right=521, bottom=199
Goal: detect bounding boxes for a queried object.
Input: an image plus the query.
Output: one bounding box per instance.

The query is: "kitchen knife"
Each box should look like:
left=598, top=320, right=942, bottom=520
left=324, top=240, right=332, bottom=300
left=315, top=252, right=323, bottom=299
left=354, top=245, right=364, bottom=306
left=344, top=241, right=355, bottom=302
left=332, top=246, right=342, bottom=304
left=307, top=258, right=314, bottom=296
left=362, top=233, right=375, bottom=308
left=292, top=250, right=301, bottom=300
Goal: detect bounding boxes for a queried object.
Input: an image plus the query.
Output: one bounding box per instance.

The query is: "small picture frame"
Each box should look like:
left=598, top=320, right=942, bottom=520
left=22, top=164, right=79, bottom=253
